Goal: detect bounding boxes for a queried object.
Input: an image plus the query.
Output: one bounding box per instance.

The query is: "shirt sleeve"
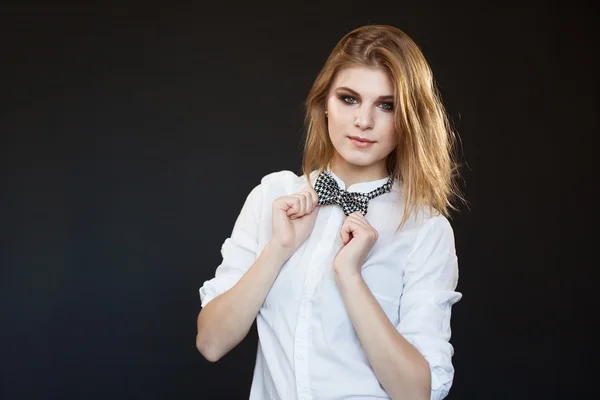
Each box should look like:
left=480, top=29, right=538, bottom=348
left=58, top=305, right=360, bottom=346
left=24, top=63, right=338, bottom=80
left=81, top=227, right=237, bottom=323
left=396, top=215, right=463, bottom=400
left=198, top=182, right=263, bottom=308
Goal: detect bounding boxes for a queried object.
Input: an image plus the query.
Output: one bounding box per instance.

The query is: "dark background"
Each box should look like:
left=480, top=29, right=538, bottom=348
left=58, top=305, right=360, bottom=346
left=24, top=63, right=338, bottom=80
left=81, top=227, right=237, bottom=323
left=1, top=2, right=596, bottom=399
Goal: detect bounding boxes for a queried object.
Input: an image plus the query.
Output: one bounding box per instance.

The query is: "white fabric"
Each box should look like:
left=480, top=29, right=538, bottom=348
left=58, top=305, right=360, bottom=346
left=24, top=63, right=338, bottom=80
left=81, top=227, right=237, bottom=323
left=199, top=169, right=462, bottom=400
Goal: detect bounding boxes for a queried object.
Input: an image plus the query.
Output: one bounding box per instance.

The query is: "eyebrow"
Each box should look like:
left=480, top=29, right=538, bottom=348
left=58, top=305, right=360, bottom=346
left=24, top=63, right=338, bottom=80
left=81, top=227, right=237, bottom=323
left=335, top=86, right=394, bottom=101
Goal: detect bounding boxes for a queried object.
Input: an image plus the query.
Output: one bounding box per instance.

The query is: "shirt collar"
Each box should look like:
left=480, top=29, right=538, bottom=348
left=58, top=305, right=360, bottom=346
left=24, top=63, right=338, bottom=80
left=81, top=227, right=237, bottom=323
left=324, top=164, right=392, bottom=193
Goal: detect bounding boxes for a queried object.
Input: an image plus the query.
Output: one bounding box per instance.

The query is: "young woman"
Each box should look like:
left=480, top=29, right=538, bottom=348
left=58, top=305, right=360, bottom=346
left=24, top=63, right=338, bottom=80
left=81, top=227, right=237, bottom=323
left=196, top=24, right=463, bottom=400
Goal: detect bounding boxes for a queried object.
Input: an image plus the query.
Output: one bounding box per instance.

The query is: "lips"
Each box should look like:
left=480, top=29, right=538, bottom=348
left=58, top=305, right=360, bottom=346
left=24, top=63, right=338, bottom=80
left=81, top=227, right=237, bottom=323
left=348, top=136, right=375, bottom=143
left=348, top=136, right=376, bottom=149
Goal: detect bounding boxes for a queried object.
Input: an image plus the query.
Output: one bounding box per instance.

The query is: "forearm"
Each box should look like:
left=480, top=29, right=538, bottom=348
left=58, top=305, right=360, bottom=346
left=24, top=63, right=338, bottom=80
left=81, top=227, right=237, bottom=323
left=196, top=241, right=291, bottom=362
left=335, top=271, right=431, bottom=400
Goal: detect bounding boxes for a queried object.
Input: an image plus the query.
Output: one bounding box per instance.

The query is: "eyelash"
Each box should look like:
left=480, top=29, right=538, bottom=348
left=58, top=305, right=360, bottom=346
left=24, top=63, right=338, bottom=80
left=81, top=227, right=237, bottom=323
left=339, top=95, right=394, bottom=111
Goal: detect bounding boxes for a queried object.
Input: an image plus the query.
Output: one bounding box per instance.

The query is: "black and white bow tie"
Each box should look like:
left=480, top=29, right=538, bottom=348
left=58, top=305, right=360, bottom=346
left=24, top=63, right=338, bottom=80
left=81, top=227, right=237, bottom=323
left=313, top=171, right=393, bottom=216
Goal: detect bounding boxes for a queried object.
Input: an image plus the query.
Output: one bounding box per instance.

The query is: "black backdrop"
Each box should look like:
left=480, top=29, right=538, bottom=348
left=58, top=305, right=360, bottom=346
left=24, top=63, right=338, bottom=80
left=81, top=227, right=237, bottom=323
left=1, top=2, right=596, bottom=399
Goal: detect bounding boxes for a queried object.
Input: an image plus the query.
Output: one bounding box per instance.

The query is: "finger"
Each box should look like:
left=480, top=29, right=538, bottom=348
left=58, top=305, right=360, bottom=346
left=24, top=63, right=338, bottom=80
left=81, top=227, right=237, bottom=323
left=280, top=196, right=299, bottom=216
left=299, top=192, right=312, bottom=215
left=300, top=185, right=318, bottom=208
left=348, top=211, right=366, bottom=221
left=346, top=212, right=369, bottom=228
left=289, top=194, right=307, bottom=219
left=298, top=194, right=308, bottom=215
left=340, top=218, right=358, bottom=245
left=308, top=186, right=319, bottom=206
left=301, top=191, right=313, bottom=213
left=340, top=222, right=351, bottom=245
left=346, top=213, right=378, bottom=240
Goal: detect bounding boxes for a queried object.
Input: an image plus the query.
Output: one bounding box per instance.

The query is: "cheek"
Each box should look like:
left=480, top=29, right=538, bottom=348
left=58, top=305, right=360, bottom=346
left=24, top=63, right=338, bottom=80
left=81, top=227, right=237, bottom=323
left=327, top=107, right=352, bottom=136
left=377, top=114, right=395, bottom=134
left=380, top=118, right=398, bottom=147
left=328, top=99, right=354, bottom=121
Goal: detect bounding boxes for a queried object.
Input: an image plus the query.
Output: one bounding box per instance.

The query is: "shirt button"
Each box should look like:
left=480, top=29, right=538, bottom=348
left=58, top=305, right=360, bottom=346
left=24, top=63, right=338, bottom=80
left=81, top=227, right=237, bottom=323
left=297, top=352, right=305, bottom=360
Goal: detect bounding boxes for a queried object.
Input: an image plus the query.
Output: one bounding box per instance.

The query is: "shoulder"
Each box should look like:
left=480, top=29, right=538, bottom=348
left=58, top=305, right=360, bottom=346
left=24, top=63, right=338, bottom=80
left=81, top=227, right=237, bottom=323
left=260, top=170, right=300, bottom=186
left=402, top=204, right=453, bottom=233
left=258, top=169, right=314, bottom=195
left=418, top=213, right=454, bottom=242
left=397, top=207, right=455, bottom=250
left=406, top=212, right=456, bottom=263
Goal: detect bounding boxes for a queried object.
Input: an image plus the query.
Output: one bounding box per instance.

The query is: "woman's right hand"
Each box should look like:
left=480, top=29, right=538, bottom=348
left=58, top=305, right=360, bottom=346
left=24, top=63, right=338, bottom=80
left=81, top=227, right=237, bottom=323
left=270, top=185, right=320, bottom=255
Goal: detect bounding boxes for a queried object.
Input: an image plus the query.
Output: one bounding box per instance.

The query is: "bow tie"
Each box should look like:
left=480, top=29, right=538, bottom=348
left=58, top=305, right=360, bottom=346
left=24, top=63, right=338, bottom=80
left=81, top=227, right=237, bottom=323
left=313, top=171, right=393, bottom=216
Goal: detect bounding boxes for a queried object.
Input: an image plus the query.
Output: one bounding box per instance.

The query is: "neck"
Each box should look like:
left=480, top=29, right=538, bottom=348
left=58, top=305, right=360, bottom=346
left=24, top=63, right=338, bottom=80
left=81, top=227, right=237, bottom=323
left=329, top=155, right=389, bottom=188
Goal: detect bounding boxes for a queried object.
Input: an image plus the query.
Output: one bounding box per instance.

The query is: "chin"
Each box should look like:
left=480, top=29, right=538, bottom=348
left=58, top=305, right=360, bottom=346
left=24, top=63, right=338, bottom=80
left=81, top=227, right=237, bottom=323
left=336, top=150, right=378, bottom=167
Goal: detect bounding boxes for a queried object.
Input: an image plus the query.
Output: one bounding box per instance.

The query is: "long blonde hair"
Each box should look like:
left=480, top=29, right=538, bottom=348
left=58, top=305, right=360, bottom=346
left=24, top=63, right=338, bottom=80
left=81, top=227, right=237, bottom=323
left=302, top=24, right=464, bottom=230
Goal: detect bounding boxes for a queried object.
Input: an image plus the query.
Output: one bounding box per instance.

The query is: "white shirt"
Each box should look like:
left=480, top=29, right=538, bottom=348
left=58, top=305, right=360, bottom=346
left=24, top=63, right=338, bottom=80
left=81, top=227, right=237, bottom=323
left=199, top=169, right=462, bottom=400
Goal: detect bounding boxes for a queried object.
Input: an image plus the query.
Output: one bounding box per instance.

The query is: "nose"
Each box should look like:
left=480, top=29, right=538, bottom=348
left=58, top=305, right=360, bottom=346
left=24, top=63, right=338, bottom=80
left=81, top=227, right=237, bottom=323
left=354, top=105, right=374, bottom=130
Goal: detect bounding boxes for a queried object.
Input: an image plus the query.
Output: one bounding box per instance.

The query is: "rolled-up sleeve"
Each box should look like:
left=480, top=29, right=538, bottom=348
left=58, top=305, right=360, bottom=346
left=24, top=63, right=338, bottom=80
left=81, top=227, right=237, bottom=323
left=396, top=215, right=462, bottom=400
left=199, top=182, right=263, bottom=308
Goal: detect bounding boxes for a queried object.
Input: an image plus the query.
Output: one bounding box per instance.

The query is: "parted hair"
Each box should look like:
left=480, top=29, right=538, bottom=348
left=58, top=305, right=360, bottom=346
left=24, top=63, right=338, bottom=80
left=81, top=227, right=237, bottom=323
left=302, top=24, right=464, bottom=229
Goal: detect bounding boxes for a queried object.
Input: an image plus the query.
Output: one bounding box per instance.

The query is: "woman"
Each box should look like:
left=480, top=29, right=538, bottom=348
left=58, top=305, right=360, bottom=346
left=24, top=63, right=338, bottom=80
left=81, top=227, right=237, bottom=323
left=196, top=24, right=464, bottom=400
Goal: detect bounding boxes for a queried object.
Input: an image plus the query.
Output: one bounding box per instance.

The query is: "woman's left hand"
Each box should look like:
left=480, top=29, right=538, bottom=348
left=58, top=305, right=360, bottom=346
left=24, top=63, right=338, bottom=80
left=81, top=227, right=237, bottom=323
left=333, top=211, right=379, bottom=278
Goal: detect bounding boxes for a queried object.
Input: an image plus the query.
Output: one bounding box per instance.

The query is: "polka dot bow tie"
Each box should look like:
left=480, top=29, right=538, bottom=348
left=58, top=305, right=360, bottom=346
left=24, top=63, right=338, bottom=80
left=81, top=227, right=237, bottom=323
left=313, top=171, right=394, bottom=216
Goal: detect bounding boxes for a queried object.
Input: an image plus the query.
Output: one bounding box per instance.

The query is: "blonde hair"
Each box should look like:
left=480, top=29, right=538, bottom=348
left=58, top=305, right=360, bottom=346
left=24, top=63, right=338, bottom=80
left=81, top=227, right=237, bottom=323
left=301, top=24, right=464, bottom=230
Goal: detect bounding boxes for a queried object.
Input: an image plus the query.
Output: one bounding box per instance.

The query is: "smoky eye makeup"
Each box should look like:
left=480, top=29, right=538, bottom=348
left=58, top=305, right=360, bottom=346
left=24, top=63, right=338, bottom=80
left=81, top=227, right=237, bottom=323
left=338, top=94, right=358, bottom=104
left=334, top=88, right=394, bottom=111
left=380, top=102, right=394, bottom=111
left=337, top=94, right=394, bottom=111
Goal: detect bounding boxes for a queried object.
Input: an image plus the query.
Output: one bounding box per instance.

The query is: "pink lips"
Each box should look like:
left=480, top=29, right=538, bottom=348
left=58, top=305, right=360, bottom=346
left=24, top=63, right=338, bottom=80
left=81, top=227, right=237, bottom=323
left=348, top=136, right=375, bottom=148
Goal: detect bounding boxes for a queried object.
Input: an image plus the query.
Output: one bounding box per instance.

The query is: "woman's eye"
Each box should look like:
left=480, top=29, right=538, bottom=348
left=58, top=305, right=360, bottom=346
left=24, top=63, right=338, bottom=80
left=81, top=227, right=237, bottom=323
left=379, top=102, right=394, bottom=111
left=341, top=95, right=358, bottom=104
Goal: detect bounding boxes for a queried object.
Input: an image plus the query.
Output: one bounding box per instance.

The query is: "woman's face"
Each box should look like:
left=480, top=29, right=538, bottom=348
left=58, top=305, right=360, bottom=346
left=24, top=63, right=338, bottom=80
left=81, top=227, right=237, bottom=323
left=325, top=66, right=398, bottom=174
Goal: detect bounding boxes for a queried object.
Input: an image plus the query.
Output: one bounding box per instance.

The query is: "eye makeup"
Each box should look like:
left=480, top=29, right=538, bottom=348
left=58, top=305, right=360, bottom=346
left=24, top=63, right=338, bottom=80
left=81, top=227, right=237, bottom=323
left=336, top=90, right=394, bottom=111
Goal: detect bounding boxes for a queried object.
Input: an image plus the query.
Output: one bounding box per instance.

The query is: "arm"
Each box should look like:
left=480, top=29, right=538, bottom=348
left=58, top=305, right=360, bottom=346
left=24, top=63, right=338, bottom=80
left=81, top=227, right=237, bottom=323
left=195, top=182, right=271, bottom=362
left=196, top=174, right=319, bottom=362
left=335, top=273, right=431, bottom=400
left=336, top=215, right=462, bottom=400
left=196, top=240, right=292, bottom=362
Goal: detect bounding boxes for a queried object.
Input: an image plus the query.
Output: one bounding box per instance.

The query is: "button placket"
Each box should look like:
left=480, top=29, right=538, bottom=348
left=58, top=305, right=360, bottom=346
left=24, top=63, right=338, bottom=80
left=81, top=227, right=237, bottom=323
left=293, top=211, right=338, bottom=400
left=294, top=207, right=344, bottom=400
left=294, top=271, right=314, bottom=397
left=294, top=298, right=311, bottom=397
